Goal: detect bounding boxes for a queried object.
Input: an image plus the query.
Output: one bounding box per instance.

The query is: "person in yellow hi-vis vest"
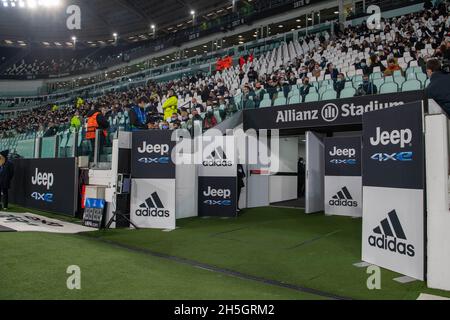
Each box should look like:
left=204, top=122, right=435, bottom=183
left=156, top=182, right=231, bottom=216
left=162, top=89, right=178, bottom=121
left=76, top=97, right=84, bottom=108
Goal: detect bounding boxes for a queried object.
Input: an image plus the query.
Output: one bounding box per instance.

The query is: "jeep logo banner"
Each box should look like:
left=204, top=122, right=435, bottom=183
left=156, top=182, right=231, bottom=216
left=362, top=101, right=424, bottom=189
left=362, top=101, right=424, bottom=280
left=131, top=130, right=175, bottom=179
left=243, top=91, right=424, bottom=131
left=325, top=136, right=361, bottom=177
left=130, top=179, right=176, bottom=229
left=324, top=136, right=362, bottom=217
left=198, top=177, right=237, bottom=217
left=10, top=158, right=78, bottom=216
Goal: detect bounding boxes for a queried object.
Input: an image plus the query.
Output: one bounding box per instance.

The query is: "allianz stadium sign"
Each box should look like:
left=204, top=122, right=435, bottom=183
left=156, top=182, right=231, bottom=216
left=243, top=91, right=424, bottom=130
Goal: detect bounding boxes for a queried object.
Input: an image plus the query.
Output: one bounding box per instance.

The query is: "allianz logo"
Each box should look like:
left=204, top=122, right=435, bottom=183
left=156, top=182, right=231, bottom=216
left=137, top=141, right=169, bottom=155
left=31, top=168, right=54, bottom=190
left=275, top=100, right=405, bottom=123
left=369, top=127, right=412, bottom=148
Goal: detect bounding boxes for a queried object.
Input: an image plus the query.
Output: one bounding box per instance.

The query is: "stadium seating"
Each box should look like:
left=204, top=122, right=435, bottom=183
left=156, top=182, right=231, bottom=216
left=1, top=6, right=448, bottom=162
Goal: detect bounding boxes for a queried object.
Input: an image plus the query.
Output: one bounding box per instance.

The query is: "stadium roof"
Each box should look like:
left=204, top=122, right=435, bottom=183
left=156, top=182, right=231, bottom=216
left=0, top=0, right=233, bottom=45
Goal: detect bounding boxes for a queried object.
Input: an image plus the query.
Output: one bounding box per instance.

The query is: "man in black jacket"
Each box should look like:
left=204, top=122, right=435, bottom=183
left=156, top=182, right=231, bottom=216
left=0, top=150, right=14, bottom=210
left=426, top=59, right=450, bottom=115
left=237, top=164, right=246, bottom=212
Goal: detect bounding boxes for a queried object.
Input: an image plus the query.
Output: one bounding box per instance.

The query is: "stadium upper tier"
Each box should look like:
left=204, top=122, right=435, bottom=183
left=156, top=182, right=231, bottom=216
left=0, top=4, right=449, bottom=163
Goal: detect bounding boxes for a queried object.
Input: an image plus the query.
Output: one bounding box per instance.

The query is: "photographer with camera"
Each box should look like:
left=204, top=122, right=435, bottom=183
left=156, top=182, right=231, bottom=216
left=426, top=58, right=450, bottom=115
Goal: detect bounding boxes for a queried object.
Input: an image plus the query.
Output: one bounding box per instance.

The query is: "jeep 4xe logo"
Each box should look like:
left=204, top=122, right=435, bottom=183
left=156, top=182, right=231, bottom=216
left=369, top=127, right=412, bottom=148
left=31, top=192, right=54, bottom=203
left=329, top=146, right=357, bottom=165
left=31, top=168, right=54, bottom=190
left=203, top=186, right=232, bottom=206
left=370, top=127, right=413, bottom=162
left=368, top=210, right=415, bottom=257
left=137, top=141, right=170, bottom=164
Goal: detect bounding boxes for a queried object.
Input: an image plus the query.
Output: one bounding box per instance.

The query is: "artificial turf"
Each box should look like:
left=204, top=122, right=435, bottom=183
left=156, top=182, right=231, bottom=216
left=2, top=205, right=450, bottom=300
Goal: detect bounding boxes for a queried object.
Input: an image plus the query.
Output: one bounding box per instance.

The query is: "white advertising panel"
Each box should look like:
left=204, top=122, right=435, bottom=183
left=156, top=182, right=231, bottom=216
left=198, top=136, right=237, bottom=177
left=325, top=176, right=362, bottom=217
left=305, top=132, right=324, bottom=214
left=362, top=187, right=424, bottom=280
left=130, top=179, right=176, bottom=230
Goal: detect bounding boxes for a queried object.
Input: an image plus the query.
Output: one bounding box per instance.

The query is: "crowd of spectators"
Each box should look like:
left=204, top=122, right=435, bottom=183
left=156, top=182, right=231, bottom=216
left=0, top=4, right=449, bottom=139
left=237, top=3, right=450, bottom=107
left=0, top=71, right=238, bottom=138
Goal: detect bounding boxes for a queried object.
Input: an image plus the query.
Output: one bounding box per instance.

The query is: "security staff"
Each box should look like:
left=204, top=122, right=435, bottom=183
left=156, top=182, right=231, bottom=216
left=130, top=97, right=150, bottom=130
left=86, top=105, right=109, bottom=158
left=0, top=150, right=14, bottom=210
left=237, top=164, right=246, bottom=212
left=426, top=59, right=450, bottom=116
left=162, top=90, right=179, bottom=121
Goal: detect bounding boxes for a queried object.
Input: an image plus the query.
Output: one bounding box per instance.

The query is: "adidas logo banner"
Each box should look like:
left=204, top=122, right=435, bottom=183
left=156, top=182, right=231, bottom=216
left=324, top=177, right=362, bottom=217
left=198, top=177, right=237, bottom=217
left=130, top=179, right=176, bottom=230
left=199, top=137, right=236, bottom=177
left=362, top=187, right=424, bottom=280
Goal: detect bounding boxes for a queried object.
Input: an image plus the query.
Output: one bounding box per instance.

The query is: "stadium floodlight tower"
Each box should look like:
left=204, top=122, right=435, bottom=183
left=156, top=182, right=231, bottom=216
left=151, top=24, right=156, bottom=39
left=71, top=36, right=77, bottom=49
left=190, top=10, right=196, bottom=26
left=113, top=32, right=118, bottom=46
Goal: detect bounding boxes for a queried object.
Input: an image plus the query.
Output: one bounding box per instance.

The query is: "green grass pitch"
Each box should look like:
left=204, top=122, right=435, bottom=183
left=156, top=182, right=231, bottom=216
left=1, top=205, right=449, bottom=300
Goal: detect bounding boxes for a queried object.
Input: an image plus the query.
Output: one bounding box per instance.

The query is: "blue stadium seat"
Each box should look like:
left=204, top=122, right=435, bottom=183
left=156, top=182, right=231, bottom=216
left=394, top=76, right=406, bottom=86
left=401, top=80, right=422, bottom=91
left=344, top=81, right=354, bottom=88
left=339, top=87, right=356, bottom=98
left=370, top=72, right=383, bottom=81
left=304, top=92, right=319, bottom=102
left=379, top=82, right=398, bottom=94
left=321, top=90, right=337, bottom=101
left=406, top=72, right=417, bottom=80
left=416, top=72, right=427, bottom=84
left=289, top=95, right=301, bottom=105
left=373, top=78, right=384, bottom=89
left=273, top=96, right=287, bottom=106
left=259, top=99, right=272, bottom=108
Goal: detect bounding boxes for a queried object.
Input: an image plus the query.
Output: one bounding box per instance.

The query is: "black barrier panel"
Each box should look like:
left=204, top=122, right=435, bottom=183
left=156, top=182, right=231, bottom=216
left=362, top=101, right=424, bottom=189
left=131, top=130, right=176, bottom=179
left=198, top=177, right=237, bottom=217
left=243, top=91, right=424, bottom=131
left=325, top=136, right=362, bottom=177
left=10, top=158, right=78, bottom=216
